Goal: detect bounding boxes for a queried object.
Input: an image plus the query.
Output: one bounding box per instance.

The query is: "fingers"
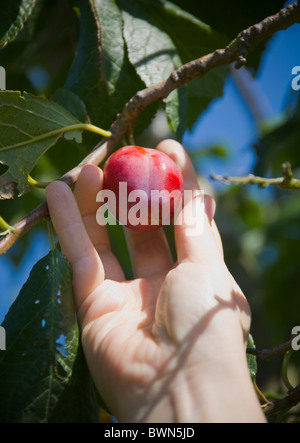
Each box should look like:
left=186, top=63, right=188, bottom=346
left=124, top=228, right=173, bottom=280
left=211, top=219, right=224, bottom=259
left=74, top=165, right=125, bottom=282
left=156, top=139, right=223, bottom=264
left=46, top=180, right=105, bottom=314
left=203, top=194, right=224, bottom=258
left=204, top=194, right=216, bottom=225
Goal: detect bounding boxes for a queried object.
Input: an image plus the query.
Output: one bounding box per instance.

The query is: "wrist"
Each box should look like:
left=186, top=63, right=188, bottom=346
left=132, top=351, right=263, bottom=423
left=166, top=312, right=265, bottom=423
left=138, top=328, right=265, bottom=423
left=168, top=349, right=265, bottom=423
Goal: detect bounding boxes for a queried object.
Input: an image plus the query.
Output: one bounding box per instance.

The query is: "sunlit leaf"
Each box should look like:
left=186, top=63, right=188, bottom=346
left=0, top=91, right=83, bottom=199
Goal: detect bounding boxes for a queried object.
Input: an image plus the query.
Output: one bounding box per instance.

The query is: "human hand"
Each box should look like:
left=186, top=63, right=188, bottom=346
left=46, top=140, right=265, bottom=423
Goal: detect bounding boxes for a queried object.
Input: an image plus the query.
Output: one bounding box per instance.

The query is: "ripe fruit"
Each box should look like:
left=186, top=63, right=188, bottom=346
left=102, top=145, right=184, bottom=231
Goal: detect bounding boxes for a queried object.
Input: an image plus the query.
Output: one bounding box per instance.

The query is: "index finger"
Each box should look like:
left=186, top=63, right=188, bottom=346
left=46, top=180, right=105, bottom=314
left=74, top=164, right=125, bottom=282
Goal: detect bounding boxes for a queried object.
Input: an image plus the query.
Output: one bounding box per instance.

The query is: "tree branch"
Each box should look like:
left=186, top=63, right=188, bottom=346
left=211, top=162, right=300, bottom=190
left=246, top=338, right=300, bottom=421
left=1, top=1, right=300, bottom=254
left=264, top=383, right=300, bottom=421
left=246, top=339, right=293, bottom=361
left=0, top=140, right=111, bottom=253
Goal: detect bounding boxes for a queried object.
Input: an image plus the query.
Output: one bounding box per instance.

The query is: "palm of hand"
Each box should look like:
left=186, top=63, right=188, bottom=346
left=46, top=141, right=251, bottom=423
left=79, top=259, right=249, bottom=422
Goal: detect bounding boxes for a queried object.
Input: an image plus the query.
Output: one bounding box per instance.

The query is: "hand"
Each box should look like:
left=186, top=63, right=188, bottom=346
left=46, top=140, right=266, bottom=423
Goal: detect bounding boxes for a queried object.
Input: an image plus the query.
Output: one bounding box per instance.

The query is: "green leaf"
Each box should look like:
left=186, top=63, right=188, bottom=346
left=139, top=1, right=229, bottom=131
left=65, top=0, right=119, bottom=126
left=247, top=334, right=258, bottom=382
left=120, top=0, right=182, bottom=87
left=142, top=1, right=227, bottom=63
left=65, top=0, right=119, bottom=128
left=65, top=0, right=158, bottom=138
left=119, top=0, right=228, bottom=137
left=0, top=0, right=38, bottom=48
left=0, top=90, right=83, bottom=199
left=119, top=0, right=184, bottom=135
left=164, top=87, right=188, bottom=137
left=51, top=88, right=90, bottom=124
left=0, top=250, right=99, bottom=423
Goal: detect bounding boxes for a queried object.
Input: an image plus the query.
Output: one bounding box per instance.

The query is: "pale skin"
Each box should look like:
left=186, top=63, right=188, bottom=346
left=46, top=139, right=266, bottom=423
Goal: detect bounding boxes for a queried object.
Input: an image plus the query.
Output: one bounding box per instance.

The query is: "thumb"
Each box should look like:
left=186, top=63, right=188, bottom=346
left=156, top=139, right=223, bottom=263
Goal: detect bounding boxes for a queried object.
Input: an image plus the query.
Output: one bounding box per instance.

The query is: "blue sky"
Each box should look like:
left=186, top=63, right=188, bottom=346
left=183, top=20, right=300, bottom=181
left=1, top=18, right=300, bottom=323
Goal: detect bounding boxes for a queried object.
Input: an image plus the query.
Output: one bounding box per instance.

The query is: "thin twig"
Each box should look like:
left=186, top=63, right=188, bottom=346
left=246, top=339, right=293, bottom=361
left=0, top=140, right=110, bottom=253
left=265, top=383, right=300, bottom=421
left=1, top=1, right=300, bottom=254
left=211, top=162, right=300, bottom=190
left=247, top=339, right=300, bottom=420
left=211, top=173, right=300, bottom=190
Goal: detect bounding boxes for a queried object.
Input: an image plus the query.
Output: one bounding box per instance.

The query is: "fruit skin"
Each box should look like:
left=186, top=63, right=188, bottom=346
left=102, top=145, right=184, bottom=231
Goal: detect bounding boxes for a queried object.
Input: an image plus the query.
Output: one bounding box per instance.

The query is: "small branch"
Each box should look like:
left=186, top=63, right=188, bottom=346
left=0, top=140, right=110, bottom=254
left=0, top=200, right=50, bottom=252
left=246, top=339, right=293, bottom=361
left=211, top=163, right=300, bottom=190
left=282, top=161, right=295, bottom=185
left=227, top=1, right=300, bottom=69
left=265, top=383, right=300, bottom=421
left=1, top=1, right=300, bottom=254
left=211, top=173, right=300, bottom=189
left=247, top=339, right=300, bottom=421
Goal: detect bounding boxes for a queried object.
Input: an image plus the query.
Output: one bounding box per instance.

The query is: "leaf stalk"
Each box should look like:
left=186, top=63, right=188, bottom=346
left=0, top=123, right=112, bottom=153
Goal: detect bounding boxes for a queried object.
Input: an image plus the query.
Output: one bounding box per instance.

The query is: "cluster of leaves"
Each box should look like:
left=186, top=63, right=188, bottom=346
left=0, top=0, right=230, bottom=200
